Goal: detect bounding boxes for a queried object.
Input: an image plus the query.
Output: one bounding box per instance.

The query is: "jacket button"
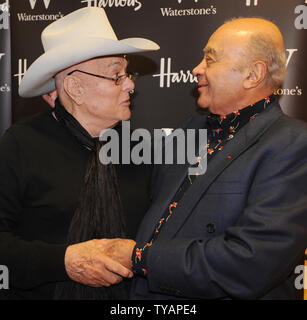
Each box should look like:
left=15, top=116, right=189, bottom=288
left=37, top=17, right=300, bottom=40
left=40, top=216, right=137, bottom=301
left=206, top=223, right=216, bottom=233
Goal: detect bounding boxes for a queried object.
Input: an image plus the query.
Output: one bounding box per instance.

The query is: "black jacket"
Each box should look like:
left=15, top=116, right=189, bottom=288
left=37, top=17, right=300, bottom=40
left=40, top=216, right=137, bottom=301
left=0, top=110, right=151, bottom=299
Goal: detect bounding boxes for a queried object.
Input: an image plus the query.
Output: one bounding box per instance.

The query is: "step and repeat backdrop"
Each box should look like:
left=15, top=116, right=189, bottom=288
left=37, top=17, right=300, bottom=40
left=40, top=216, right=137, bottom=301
left=1, top=0, right=307, bottom=135
left=0, top=0, right=306, bottom=298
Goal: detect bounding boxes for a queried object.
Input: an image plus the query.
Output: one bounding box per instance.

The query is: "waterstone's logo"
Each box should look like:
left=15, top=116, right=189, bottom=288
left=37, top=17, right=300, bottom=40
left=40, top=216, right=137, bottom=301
left=0, top=265, right=9, bottom=289
left=17, top=0, right=63, bottom=22
left=294, top=3, right=307, bottom=29
left=0, top=0, right=9, bottom=30
left=275, top=49, right=303, bottom=97
left=275, top=85, right=303, bottom=97
left=161, top=0, right=216, bottom=17
left=81, top=0, right=143, bottom=12
left=99, top=121, right=207, bottom=176
left=153, top=57, right=197, bottom=88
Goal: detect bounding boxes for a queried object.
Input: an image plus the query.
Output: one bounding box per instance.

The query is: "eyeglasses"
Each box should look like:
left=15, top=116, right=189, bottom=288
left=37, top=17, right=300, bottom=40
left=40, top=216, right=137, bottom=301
left=66, top=69, right=138, bottom=86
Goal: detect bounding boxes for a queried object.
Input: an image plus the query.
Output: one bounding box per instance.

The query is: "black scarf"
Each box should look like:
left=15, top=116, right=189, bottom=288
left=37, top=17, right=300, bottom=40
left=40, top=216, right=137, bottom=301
left=53, top=99, right=128, bottom=300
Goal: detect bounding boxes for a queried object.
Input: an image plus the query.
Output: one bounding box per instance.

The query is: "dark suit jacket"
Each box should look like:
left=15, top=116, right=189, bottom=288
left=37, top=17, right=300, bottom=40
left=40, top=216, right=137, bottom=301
left=131, top=101, right=307, bottom=300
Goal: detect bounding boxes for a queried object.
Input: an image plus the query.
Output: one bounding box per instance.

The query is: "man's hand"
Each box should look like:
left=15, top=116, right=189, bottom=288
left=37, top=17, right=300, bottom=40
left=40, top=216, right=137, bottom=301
left=99, top=238, right=136, bottom=270
left=64, top=239, right=133, bottom=287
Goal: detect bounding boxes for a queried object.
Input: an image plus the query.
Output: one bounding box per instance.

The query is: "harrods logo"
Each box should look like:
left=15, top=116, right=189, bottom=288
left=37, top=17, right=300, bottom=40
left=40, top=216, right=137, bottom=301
left=160, top=1, right=217, bottom=17
left=81, top=0, right=143, bottom=12
left=0, top=0, right=9, bottom=30
left=294, top=4, right=307, bottom=29
left=153, top=57, right=197, bottom=88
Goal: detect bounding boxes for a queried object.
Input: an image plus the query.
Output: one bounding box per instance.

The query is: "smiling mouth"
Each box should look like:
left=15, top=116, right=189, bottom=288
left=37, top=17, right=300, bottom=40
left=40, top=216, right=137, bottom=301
left=198, top=84, right=208, bottom=90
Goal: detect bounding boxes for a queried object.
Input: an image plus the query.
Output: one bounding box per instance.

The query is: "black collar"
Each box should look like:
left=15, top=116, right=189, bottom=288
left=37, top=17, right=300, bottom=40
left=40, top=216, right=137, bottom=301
left=206, top=95, right=275, bottom=142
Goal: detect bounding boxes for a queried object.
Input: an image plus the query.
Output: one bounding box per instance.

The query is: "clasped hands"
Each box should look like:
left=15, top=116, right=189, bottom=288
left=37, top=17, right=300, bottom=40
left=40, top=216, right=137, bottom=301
left=64, top=238, right=136, bottom=287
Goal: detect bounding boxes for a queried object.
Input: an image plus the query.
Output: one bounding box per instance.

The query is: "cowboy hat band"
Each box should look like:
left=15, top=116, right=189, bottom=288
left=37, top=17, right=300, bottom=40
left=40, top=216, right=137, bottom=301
left=19, top=7, right=160, bottom=98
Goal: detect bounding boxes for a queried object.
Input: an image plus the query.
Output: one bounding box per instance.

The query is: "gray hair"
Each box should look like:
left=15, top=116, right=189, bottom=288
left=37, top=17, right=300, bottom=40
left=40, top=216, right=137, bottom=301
left=225, top=17, right=287, bottom=89
left=248, top=32, right=286, bottom=89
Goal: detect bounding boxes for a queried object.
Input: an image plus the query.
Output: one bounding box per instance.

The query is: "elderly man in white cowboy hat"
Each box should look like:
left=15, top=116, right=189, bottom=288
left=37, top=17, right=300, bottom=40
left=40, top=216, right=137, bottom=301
left=0, top=7, right=159, bottom=300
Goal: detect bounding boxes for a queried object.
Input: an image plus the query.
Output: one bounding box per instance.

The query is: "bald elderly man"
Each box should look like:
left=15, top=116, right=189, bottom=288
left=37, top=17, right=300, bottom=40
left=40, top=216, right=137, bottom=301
left=101, top=17, right=307, bottom=299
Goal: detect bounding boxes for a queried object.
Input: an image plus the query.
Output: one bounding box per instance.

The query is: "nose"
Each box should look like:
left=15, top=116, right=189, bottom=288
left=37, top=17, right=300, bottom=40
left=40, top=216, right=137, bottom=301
left=122, top=76, right=135, bottom=92
left=192, top=59, right=206, bottom=78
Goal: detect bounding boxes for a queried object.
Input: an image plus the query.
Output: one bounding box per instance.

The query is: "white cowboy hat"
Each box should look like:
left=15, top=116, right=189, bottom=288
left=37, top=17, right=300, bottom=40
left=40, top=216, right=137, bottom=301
left=19, top=7, right=160, bottom=97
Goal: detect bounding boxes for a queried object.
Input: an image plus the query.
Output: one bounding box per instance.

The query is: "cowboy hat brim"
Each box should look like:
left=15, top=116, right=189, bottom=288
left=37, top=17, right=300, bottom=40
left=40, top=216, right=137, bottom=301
left=19, top=36, right=159, bottom=97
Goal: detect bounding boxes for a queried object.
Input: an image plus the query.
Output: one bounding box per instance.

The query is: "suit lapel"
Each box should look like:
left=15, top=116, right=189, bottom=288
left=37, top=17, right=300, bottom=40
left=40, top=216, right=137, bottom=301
left=135, top=163, right=189, bottom=241
left=135, top=115, right=207, bottom=241
left=136, top=103, right=283, bottom=242
left=157, top=127, right=250, bottom=240
left=157, top=103, right=283, bottom=240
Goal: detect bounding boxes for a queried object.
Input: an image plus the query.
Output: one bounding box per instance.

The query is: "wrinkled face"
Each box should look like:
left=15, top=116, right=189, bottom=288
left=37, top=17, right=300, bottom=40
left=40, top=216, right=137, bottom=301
left=193, top=28, right=249, bottom=115
left=70, top=56, right=134, bottom=130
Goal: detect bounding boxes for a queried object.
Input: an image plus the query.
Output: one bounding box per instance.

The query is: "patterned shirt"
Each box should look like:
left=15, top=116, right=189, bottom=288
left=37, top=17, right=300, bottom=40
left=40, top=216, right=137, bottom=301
left=132, top=95, right=275, bottom=276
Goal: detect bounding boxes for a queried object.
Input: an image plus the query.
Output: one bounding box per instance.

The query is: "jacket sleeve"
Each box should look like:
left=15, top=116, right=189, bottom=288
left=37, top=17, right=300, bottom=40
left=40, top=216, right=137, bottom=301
left=0, top=131, right=69, bottom=290
left=144, top=130, right=307, bottom=299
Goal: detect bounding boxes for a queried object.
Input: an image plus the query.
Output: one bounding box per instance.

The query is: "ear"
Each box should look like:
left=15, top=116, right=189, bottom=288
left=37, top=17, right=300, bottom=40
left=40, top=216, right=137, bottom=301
left=243, top=61, right=267, bottom=89
left=63, top=76, right=84, bottom=105
left=42, top=89, right=58, bottom=108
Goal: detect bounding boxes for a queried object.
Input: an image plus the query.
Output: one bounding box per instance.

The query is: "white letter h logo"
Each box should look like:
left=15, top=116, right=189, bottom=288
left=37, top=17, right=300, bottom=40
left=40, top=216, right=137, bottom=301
left=246, top=0, right=258, bottom=6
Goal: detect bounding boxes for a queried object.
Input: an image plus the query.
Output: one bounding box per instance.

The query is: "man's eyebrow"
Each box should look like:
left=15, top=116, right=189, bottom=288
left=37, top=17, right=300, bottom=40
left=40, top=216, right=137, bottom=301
left=203, top=47, right=219, bottom=58
left=107, top=61, right=122, bottom=68
left=107, top=59, right=129, bottom=69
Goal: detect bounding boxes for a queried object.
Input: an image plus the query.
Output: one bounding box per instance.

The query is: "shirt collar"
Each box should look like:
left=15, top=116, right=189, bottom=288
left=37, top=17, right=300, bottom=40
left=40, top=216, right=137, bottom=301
left=205, top=95, right=275, bottom=142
